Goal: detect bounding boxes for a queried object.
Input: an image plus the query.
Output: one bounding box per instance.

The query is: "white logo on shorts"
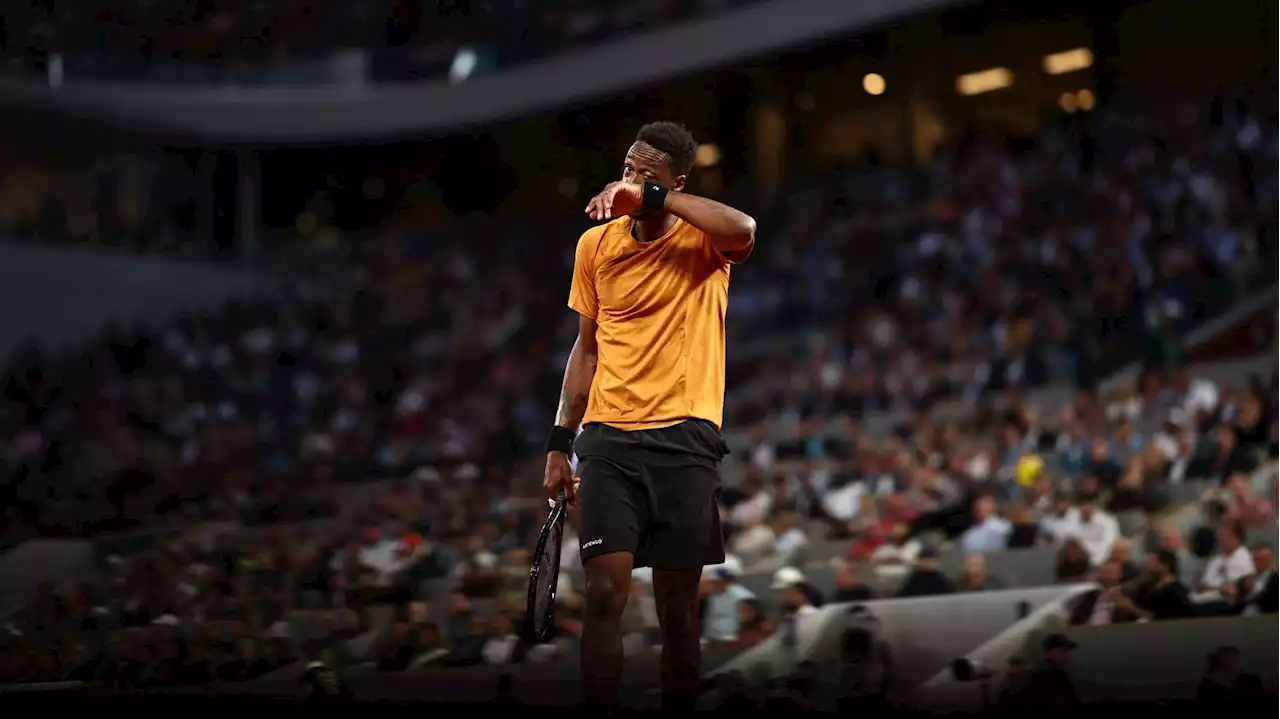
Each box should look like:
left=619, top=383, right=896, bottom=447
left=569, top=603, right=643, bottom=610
left=582, top=539, right=603, bottom=549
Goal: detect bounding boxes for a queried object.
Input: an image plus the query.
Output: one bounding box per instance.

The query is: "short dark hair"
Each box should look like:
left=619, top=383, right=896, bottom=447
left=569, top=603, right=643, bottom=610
left=635, top=122, right=698, bottom=175
left=1151, top=547, right=1178, bottom=575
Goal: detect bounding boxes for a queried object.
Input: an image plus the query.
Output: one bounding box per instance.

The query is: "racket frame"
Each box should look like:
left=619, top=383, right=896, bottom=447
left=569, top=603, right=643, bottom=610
left=524, top=490, right=567, bottom=643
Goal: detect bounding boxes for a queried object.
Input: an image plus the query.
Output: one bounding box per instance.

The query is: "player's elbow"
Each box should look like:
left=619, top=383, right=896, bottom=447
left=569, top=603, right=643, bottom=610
left=735, top=215, right=757, bottom=249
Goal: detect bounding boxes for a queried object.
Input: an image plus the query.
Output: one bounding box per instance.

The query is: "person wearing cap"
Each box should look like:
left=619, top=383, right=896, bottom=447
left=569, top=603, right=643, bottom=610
left=771, top=567, right=820, bottom=617
left=700, top=563, right=755, bottom=644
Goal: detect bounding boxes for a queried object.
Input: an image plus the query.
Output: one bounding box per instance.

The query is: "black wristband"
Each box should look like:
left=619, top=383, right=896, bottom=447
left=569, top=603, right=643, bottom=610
left=546, top=426, right=575, bottom=455
left=642, top=181, right=669, bottom=213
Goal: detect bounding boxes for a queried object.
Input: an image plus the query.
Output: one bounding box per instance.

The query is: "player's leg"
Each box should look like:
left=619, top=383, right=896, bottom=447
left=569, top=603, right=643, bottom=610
left=575, top=454, right=646, bottom=711
left=651, top=566, right=704, bottom=714
left=643, top=467, right=725, bottom=715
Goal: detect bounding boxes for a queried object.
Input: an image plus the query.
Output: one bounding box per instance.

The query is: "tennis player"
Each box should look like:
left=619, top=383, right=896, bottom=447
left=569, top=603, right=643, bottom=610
left=543, top=121, right=755, bottom=714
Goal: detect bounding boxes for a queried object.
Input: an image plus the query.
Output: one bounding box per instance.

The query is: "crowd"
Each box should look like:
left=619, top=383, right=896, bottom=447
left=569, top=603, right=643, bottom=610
left=0, top=104, right=1277, bottom=688
left=0, top=0, right=763, bottom=83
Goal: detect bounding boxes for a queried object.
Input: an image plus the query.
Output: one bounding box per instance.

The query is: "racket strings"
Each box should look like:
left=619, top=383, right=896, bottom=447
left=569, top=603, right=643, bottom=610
left=534, top=522, right=562, bottom=629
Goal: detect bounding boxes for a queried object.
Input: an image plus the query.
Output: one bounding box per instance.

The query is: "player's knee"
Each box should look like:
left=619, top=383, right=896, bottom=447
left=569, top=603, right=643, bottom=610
left=583, top=574, right=629, bottom=620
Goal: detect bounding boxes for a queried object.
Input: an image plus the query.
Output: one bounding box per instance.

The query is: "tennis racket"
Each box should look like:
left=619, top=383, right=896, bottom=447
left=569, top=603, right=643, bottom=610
left=523, top=489, right=567, bottom=644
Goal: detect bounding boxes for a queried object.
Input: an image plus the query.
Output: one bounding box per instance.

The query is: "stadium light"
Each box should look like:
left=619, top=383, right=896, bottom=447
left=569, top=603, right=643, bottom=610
left=449, top=47, right=478, bottom=83
left=956, top=68, right=1012, bottom=96
left=696, top=143, right=722, bottom=168
left=1043, top=48, right=1093, bottom=76
left=862, top=73, right=886, bottom=96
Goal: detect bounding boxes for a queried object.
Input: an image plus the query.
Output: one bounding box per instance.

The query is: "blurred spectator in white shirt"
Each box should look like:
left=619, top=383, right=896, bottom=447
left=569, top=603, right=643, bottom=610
left=1068, top=492, right=1120, bottom=567
left=1040, top=491, right=1080, bottom=544
left=729, top=474, right=773, bottom=529
left=869, top=520, right=920, bottom=583
left=481, top=613, right=522, bottom=665
left=822, top=477, right=867, bottom=526
left=1194, top=521, right=1256, bottom=602
left=771, top=509, right=809, bottom=562
left=959, top=495, right=1012, bottom=555
left=729, top=515, right=775, bottom=565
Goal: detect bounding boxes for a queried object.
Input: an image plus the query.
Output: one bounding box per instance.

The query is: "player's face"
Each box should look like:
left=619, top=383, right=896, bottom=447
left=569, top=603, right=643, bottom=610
left=622, top=142, right=685, bottom=217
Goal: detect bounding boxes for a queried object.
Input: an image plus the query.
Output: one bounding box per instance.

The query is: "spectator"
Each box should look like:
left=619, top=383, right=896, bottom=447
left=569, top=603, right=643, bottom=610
left=732, top=599, right=773, bottom=652
left=444, top=614, right=491, bottom=667
left=1154, top=524, right=1198, bottom=586
left=1220, top=543, right=1277, bottom=616
left=771, top=567, right=820, bottom=618
left=1070, top=560, right=1133, bottom=627
left=1122, top=548, right=1194, bottom=621
left=897, top=546, right=954, bottom=598
left=958, top=495, right=1011, bottom=555
left=868, top=520, right=921, bottom=583
left=1005, top=504, right=1040, bottom=549
left=1039, top=491, right=1080, bottom=544
left=954, top=555, right=1002, bottom=592
left=769, top=508, right=810, bottom=564
left=831, top=560, right=878, bottom=603
left=1086, top=440, right=1123, bottom=490
left=701, top=564, right=756, bottom=644
left=1195, top=646, right=1264, bottom=705
left=1020, top=634, right=1081, bottom=706
left=1107, top=458, right=1153, bottom=514
left=375, top=621, right=418, bottom=672
left=1222, top=473, right=1274, bottom=529
left=481, top=613, right=523, bottom=665
left=1105, top=538, right=1141, bottom=583
left=1193, top=521, right=1256, bottom=603
left=1068, top=491, right=1119, bottom=567
left=1054, top=538, right=1092, bottom=584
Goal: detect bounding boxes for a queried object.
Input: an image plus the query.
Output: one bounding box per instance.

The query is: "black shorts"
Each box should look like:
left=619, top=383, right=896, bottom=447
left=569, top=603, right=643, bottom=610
left=575, top=419, right=728, bottom=570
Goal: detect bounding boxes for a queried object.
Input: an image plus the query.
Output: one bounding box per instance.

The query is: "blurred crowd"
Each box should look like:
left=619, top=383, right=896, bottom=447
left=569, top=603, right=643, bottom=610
left=0, top=103, right=1278, bottom=688
left=0, top=0, right=762, bottom=82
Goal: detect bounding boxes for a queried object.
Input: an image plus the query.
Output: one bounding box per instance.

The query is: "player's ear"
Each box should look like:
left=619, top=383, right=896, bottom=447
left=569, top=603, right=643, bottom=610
left=672, top=174, right=687, bottom=192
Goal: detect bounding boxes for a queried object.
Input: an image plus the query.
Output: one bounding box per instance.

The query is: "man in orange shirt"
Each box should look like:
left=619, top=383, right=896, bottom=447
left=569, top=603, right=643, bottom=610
left=543, top=122, right=755, bottom=714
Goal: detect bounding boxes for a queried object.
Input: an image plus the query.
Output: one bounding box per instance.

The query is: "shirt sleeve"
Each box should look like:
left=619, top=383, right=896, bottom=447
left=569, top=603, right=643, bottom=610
left=568, top=228, right=602, bottom=320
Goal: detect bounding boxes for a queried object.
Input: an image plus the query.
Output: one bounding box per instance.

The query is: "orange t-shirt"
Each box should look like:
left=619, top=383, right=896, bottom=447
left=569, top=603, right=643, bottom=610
left=568, top=217, right=738, bottom=431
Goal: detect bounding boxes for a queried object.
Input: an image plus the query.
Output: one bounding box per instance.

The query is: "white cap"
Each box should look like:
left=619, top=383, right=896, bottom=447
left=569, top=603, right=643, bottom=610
left=771, top=566, right=806, bottom=589
left=701, top=554, right=745, bottom=580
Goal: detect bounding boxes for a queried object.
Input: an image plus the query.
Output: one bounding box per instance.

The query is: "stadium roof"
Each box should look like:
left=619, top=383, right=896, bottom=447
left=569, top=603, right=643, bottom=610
left=0, top=0, right=957, bottom=141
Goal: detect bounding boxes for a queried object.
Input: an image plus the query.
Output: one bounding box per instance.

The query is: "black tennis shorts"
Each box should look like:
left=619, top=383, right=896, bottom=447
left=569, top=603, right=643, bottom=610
left=575, top=419, right=728, bottom=570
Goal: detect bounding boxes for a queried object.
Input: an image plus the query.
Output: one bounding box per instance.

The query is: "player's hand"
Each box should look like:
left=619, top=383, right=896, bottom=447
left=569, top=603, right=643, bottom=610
left=543, top=451, right=577, bottom=506
left=585, top=181, right=642, bottom=221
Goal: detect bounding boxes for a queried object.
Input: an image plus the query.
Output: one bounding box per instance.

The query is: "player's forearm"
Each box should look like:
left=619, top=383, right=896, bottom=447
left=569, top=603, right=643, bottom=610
left=664, top=192, right=756, bottom=253
left=554, top=335, right=597, bottom=430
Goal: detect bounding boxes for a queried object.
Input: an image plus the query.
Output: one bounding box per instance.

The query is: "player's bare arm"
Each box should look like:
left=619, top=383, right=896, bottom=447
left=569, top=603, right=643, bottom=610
left=663, top=191, right=755, bottom=256
left=586, top=181, right=755, bottom=256
left=543, top=313, right=598, bottom=504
